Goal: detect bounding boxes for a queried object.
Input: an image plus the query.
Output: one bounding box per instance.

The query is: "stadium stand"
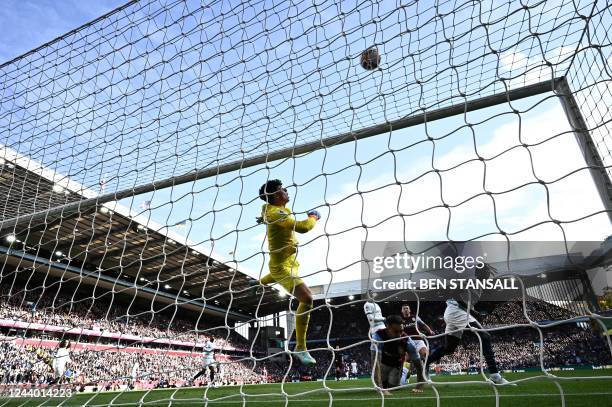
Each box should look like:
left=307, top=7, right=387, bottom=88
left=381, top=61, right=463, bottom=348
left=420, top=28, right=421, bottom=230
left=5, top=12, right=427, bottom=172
left=2, top=289, right=610, bottom=390
left=0, top=145, right=610, bottom=393
left=0, top=145, right=286, bottom=319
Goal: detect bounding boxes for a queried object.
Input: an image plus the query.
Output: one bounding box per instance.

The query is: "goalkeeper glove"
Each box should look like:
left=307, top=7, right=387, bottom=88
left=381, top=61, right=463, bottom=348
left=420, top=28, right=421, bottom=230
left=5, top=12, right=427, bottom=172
left=307, top=210, right=321, bottom=220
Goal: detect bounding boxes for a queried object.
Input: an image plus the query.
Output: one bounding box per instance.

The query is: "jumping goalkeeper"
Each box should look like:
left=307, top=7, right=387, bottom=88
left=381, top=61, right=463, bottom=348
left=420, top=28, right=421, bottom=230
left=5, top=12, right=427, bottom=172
left=255, top=179, right=320, bottom=365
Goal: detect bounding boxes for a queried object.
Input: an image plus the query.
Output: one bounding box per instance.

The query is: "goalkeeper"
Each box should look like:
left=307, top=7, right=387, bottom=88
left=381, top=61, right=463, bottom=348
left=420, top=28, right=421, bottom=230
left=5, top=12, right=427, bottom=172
left=256, top=179, right=320, bottom=365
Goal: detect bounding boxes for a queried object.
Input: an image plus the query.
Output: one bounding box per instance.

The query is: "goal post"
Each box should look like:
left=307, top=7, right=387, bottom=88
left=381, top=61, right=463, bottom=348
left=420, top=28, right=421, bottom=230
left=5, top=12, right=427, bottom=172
left=555, top=77, right=612, bottom=221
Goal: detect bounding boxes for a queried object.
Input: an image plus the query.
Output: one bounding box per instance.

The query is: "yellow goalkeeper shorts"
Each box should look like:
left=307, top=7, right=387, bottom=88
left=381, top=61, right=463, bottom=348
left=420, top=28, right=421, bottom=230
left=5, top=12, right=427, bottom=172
left=269, top=254, right=304, bottom=293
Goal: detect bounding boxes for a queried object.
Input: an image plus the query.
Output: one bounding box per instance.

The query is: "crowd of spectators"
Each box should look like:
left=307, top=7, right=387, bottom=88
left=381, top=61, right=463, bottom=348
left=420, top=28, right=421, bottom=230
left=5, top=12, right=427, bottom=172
left=283, top=323, right=611, bottom=380
left=0, top=342, right=54, bottom=385
left=0, top=342, right=268, bottom=388
left=481, top=300, right=575, bottom=326
left=2, top=321, right=609, bottom=389
left=1, top=289, right=610, bottom=390
left=306, top=299, right=579, bottom=342
left=0, top=287, right=247, bottom=350
left=302, top=299, right=610, bottom=376
left=433, top=326, right=610, bottom=371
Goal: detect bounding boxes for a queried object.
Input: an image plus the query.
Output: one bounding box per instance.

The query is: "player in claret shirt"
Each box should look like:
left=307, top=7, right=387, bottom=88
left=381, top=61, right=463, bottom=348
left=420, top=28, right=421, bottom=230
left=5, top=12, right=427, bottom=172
left=400, top=304, right=435, bottom=385
left=373, top=315, right=425, bottom=395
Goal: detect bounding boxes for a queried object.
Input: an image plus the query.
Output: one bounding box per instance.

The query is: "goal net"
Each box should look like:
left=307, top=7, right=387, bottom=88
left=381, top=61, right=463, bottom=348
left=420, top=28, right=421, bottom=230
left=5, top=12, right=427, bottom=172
left=0, top=0, right=610, bottom=405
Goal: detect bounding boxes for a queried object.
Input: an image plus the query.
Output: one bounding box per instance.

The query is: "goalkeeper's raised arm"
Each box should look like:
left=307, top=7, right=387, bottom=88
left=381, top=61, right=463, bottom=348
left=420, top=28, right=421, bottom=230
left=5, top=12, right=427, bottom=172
left=255, top=179, right=320, bottom=365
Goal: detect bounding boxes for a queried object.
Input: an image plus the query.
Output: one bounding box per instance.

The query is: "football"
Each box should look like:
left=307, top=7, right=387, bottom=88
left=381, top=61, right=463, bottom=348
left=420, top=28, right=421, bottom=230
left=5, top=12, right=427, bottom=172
left=360, top=46, right=381, bottom=70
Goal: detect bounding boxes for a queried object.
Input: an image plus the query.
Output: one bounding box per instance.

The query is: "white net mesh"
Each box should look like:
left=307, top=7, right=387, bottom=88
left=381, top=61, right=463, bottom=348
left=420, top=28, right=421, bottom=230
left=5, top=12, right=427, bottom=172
left=0, top=0, right=611, bottom=405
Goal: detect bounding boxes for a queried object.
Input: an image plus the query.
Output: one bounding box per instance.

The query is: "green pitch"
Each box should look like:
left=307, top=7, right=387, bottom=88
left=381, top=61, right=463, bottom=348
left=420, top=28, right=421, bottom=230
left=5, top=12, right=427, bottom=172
left=2, top=369, right=611, bottom=406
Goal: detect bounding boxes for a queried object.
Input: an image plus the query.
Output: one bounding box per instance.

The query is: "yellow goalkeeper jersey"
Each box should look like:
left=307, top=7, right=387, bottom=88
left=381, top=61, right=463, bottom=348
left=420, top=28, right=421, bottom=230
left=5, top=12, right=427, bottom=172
left=261, top=203, right=316, bottom=262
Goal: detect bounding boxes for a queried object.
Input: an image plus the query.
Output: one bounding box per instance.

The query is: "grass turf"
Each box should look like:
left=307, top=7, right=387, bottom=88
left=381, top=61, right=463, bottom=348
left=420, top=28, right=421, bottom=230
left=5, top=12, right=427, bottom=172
left=2, top=369, right=611, bottom=407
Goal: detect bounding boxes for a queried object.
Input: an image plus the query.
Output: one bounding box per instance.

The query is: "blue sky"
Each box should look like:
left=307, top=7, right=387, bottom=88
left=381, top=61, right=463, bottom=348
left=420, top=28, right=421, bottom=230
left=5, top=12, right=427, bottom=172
left=1, top=0, right=610, bottom=290
left=1, top=0, right=590, bottom=192
left=0, top=0, right=125, bottom=64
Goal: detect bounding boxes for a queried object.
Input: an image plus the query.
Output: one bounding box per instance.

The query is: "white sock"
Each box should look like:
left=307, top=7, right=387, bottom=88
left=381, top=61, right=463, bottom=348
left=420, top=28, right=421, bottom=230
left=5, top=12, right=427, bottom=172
left=490, top=373, right=501, bottom=380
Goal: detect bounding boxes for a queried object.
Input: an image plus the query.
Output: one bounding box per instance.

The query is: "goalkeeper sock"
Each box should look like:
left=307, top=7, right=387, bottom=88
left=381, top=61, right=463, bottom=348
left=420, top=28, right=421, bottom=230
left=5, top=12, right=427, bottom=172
left=259, top=273, right=275, bottom=285
left=295, top=301, right=312, bottom=350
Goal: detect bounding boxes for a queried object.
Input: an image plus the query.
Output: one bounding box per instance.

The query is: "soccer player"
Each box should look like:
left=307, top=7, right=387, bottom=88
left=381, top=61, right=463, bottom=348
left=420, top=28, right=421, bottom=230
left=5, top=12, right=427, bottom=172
left=192, top=338, right=217, bottom=385
left=256, top=179, right=320, bottom=365
left=425, top=264, right=513, bottom=385
left=372, top=315, right=425, bottom=395
left=51, top=339, right=71, bottom=385
left=364, top=292, right=386, bottom=373
left=130, top=356, right=141, bottom=389
left=334, top=348, right=344, bottom=381
left=400, top=304, right=434, bottom=385
left=350, top=360, right=358, bottom=379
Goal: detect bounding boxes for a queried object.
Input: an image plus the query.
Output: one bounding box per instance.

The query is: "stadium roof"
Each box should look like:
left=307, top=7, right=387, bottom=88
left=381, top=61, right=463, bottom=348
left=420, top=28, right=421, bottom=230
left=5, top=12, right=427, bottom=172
left=0, top=145, right=288, bottom=320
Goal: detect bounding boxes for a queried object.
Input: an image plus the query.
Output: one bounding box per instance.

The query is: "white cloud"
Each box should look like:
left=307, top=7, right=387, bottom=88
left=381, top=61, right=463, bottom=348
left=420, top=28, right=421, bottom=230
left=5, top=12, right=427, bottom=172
left=499, top=50, right=549, bottom=88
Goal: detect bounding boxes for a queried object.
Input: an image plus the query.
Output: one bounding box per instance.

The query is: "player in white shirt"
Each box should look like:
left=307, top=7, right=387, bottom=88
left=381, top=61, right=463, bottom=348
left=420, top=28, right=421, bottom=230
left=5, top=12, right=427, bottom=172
left=262, top=366, right=268, bottom=384
left=364, top=296, right=386, bottom=336
left=192, top=339, right=217, bottom=385
left=364, top=292, right=385, bottom=384
left=350, top=360, right=358, bottom=379
left=425, top=264, right=513, bottom=385
left=203, top=339, right=215, bottom=365
left=51, top=340, right=71, bottom=384
left=130, top=357, right=141, bottom=388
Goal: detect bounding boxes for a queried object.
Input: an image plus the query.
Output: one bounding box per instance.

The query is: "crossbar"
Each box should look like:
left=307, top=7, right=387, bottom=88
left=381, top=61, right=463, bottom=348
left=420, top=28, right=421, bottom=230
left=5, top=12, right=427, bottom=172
left=0, top=77, right=565, bottom=231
